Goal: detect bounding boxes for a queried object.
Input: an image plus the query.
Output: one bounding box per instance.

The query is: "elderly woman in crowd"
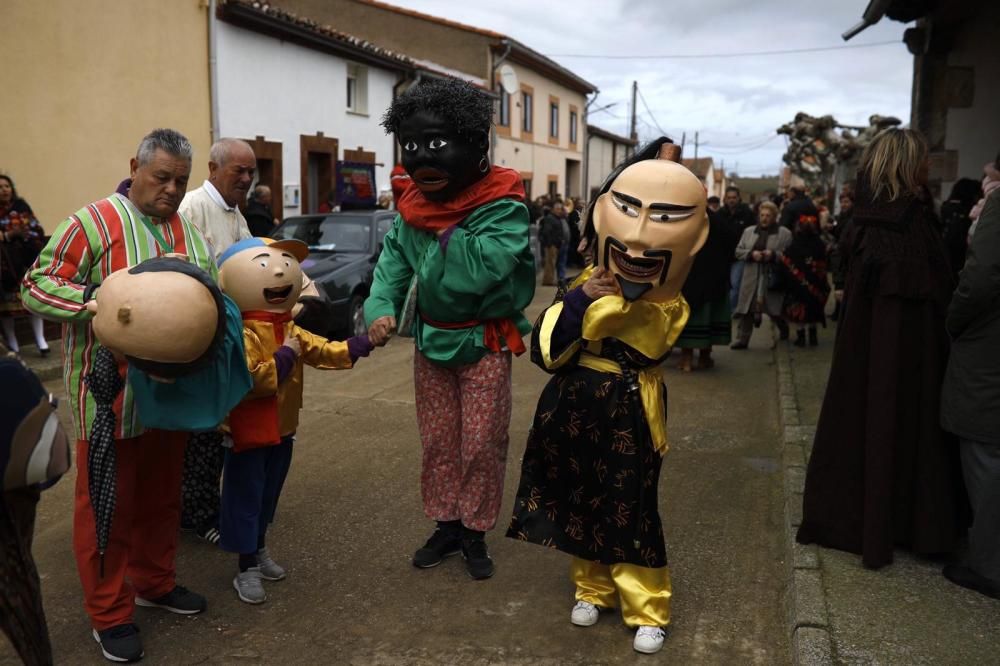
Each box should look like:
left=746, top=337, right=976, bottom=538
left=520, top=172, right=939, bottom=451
left=797, top=128, right=965, bottom=569
left=730, top=200, right=792, bottom=350
left=0, top=176, right=49, bottom=357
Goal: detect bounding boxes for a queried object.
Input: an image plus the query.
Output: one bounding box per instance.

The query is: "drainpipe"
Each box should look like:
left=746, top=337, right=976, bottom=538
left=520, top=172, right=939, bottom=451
left=582, top=92, right=600, bottom=201
left=208, top=0, right=220, bottom=142
left=489, top=39, right=513, bottom=164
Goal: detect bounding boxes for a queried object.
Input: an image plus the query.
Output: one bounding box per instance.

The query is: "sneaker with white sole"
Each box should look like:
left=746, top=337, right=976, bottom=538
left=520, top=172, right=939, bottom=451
left=233, top=571, right=266, bottom=604
left=570, top=601, right=600, bottom=627
left=254, top=547, right=286, bottom=581
left=92, top=624, right=143, bottom=662
left=633, top=625, right=666, bottom=654
left=134, top=585, right=206, bottom=615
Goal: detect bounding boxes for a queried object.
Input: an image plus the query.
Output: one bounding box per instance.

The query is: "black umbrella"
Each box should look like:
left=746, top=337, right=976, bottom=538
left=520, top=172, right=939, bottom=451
left=84, top=345, right=124, bottom=577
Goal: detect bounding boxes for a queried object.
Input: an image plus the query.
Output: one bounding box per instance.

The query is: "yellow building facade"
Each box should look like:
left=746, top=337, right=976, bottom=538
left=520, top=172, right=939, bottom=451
left=2, top=1, right=213, bottom=228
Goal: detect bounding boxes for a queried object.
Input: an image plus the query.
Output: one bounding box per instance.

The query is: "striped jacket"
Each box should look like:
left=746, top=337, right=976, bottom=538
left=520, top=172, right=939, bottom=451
left=20, top=193, right=217, bottom=441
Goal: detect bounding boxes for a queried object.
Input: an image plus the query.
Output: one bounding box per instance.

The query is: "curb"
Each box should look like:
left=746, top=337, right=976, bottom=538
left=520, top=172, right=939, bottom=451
left=775, top=344, right=834, bottom=665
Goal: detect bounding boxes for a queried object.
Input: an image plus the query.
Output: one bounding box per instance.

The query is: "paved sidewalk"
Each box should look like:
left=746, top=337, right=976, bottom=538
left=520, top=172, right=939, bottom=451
left=777, top=331, right=1000, bottom=665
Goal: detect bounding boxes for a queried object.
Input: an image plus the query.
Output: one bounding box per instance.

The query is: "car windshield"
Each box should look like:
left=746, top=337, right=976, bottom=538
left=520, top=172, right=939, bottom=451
left=274, top=216, right=372, bottom=252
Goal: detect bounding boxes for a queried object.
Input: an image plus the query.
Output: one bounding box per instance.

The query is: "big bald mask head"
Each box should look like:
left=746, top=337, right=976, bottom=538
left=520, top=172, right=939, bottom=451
left=594, top=160, right=708, bottom=302
left=397, top=110, right=489, bottom=202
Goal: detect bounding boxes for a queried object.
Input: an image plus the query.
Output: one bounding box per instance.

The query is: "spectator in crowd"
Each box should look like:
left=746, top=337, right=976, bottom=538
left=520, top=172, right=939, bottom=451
left=245, top=184, right=279, bottom=237
left=539, top=201, right=565, bottom=286
left=676, top=206, right=737, bottom=370
left=967, top=155, right=1000, bottom=241
left=177, top=138, right=256, bottom=547
left=565, top=197, right=584, bottom=268
left=779, top=183, right=819, bottom=231
left=717, top=186, right=756, bottom=308
left=941, top=181, right=1000, bottom=600
left=706, top=195, right=720, bottom=213
left=0, top=175, right=50, bottom=357
left=21, top=128, right=214, bottom=662
left=797, top=128, right=965, bottom=570
left=829, top=190, right=855, bottom=320
left=0, top=348, right=72, bottom=665
left=939, top=178, right=980, bottom=280
left=731, top=200, right=792, bottom=350
left=776, top=216, right=830, bottom=347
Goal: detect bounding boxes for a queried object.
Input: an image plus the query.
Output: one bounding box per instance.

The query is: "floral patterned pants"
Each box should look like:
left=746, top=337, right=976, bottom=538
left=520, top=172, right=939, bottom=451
left=414, top=350, right=512, bottom=532
left=180, top=430, right=225, bottom=531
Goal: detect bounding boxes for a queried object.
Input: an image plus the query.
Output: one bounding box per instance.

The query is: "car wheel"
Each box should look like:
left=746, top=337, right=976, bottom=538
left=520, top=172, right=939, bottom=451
left=349, top=294, right=367, bottom=338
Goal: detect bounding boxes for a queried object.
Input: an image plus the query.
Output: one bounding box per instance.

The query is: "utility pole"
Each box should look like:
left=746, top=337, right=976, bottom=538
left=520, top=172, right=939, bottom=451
left=630, top=80, right=638, bottom=143
left=681, top=131, right=686, bottom=155
left=694, top=131, right=699, bottom=161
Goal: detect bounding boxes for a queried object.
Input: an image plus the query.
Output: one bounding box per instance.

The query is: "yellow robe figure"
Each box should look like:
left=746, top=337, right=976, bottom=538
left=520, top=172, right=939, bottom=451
left=507, top=267, right=688, bottom=628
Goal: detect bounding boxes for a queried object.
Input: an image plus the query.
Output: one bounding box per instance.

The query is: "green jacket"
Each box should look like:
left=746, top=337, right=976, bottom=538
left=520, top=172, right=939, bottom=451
left=364, top=198, right=536, bottom=367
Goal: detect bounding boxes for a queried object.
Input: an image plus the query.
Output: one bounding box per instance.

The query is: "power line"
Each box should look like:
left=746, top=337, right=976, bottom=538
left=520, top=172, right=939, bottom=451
left=698, top=132, right=777, bottom=149
left=546, top=40, right=898, bottom=60
left=636, top=86, right=670, bottom=137
left=700, top=134, right=782, bottom=155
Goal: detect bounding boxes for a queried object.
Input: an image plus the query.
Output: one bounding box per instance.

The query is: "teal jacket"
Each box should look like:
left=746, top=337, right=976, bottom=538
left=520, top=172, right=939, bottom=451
left=364, top=198, right=536, bottom=367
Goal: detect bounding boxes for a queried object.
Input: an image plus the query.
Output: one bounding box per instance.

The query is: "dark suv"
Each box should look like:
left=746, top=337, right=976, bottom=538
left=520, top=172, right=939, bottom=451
left=272, top=211, right=397, bottom=338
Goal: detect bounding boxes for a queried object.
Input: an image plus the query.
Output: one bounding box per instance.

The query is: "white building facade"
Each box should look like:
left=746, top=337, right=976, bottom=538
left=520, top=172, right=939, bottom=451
left=215, top=1, right=411, bottom=220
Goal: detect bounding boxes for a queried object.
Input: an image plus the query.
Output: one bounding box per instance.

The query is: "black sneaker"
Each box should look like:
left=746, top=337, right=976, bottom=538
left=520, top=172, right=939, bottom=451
left=462, top=537, right=495, bottom=580
left=196, top=524, right=221, bottom=545
left=135, top=585, right=207, bottom=615
left=413, top=528, right=462, bottom=568
left=93, top=623, right=143, bottom=662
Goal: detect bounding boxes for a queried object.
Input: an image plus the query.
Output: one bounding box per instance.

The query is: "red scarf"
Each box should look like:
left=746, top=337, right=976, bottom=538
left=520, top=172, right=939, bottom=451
left=396, top=166, right=525, bottom=232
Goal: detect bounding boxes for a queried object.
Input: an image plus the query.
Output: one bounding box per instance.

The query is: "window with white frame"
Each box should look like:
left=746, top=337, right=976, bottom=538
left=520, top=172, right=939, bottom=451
left=346, top=63, right=369, bottom=114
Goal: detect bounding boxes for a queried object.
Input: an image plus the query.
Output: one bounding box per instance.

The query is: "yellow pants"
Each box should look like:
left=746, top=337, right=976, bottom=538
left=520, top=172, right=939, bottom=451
left=570, top=557, right=672, bottom=628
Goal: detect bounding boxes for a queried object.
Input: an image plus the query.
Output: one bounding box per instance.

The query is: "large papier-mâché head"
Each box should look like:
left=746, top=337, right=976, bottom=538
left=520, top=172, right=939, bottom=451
left=382, top=78, right=493, bottom=202
left=588, top=138, right=708, bottom=303
left=92, top=257, right=225, bottom=378
left=218, top=238, right=309, bottom=314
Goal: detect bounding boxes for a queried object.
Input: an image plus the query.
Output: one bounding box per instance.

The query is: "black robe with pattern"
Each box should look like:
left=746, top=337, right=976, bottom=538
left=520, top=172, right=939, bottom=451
left=506, top=292, right=668, bottom=568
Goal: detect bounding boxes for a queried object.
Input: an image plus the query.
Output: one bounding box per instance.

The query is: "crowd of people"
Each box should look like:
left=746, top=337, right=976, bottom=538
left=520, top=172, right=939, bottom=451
left=2, top=89, right=998, bottom=664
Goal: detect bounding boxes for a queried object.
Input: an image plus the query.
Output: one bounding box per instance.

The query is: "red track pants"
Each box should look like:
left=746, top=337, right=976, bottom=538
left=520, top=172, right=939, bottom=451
left=72, top=430, right=186, bottom=630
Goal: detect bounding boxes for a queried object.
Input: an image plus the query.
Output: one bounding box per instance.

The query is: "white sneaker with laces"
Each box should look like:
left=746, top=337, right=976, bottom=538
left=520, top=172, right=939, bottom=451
left=633, top=625, right=666, bottom=654
left=570, top=601, right=600, bottom=627
left=233, top=571, right=266, bottom=604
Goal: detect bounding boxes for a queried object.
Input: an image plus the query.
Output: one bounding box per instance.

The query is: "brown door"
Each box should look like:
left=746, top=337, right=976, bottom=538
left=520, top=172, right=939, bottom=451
left=243, top=135, right=283, bottom=223
left=300, top=133, right=339, bottom=214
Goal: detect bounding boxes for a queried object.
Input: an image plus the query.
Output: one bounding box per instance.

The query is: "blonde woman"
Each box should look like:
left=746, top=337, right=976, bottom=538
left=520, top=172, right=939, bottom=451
left=797, top=128, right=964, bottom=569
left=730, top=200, right=792, bottom=349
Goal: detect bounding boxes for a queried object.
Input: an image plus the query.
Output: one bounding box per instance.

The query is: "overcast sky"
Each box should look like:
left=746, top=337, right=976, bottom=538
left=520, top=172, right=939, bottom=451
left=383, top=0, right=914, bottom=177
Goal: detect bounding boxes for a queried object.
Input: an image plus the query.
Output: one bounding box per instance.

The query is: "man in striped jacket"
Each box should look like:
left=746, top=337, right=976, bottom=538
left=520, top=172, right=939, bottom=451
left=21, top=129, right=215, bottom=663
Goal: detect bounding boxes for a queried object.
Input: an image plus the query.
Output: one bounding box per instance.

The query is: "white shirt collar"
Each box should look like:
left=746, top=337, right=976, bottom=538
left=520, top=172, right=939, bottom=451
left=203, top=180, right=237, bottom=212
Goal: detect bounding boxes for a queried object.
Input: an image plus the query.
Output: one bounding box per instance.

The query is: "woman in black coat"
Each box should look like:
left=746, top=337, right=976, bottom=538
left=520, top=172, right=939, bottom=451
left=796, top=129, right=966, bottom=569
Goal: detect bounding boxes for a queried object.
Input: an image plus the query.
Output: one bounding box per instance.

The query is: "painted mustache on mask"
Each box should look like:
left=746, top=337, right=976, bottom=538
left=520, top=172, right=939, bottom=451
left=601, top=236, right=672, bottom=301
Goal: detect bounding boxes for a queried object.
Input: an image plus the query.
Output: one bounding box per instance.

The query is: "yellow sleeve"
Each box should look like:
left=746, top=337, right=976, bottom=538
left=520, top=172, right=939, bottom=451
left=537, top=302, right=582, bottom=371
left=244, top=329, right=280, bottom=397
left=292, top=325, right=354, bottom=370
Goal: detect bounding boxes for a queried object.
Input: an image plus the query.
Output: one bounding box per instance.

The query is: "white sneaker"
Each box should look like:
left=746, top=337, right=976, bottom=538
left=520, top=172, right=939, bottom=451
left=570, top=601, right=600, bottom=627
left=233, top=571, right=266, bottom=604
left=633, top=625, right=666, bottom=654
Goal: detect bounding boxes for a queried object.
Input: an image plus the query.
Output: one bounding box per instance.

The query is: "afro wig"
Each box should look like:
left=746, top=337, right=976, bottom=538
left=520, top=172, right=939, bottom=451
left=381, top=77, right=493, bottom=140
